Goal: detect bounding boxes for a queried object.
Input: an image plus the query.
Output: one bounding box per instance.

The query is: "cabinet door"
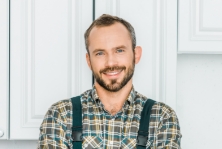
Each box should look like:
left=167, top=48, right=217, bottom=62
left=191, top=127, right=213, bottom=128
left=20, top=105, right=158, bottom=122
left=0, top=0, right=9, bottom=140
left=95, top=0, right=178, bottom=109
left=178, top=0, right=222, bottom=53
left=10, top=0, right=92, bottom=139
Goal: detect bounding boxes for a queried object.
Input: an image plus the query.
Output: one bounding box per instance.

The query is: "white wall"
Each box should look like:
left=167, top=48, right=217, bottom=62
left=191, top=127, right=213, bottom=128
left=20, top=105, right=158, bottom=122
left=0, top=140, right=37, bottom=149
left=177, top=54, right=222, bottom=148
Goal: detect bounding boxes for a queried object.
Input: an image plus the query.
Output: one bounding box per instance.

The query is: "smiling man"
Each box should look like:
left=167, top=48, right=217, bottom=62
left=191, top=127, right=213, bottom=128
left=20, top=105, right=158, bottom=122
left=38, top=14, right=182, bottom=149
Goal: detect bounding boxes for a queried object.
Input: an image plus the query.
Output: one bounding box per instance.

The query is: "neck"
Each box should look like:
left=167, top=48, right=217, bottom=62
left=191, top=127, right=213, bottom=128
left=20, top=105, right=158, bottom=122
left=94, top=80, right=133, bottom=115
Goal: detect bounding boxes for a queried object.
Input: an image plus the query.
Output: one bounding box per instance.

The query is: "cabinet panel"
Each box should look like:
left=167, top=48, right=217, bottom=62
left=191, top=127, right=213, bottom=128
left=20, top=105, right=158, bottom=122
left=10, top=0, right=92, bottom=139
left=178, top=0, right=222, bottom=53
left=0, top=0, right=9, bottom=140
left=177, top=55, right=222, bottom=148
left=95, top=0, right=178, bottom=109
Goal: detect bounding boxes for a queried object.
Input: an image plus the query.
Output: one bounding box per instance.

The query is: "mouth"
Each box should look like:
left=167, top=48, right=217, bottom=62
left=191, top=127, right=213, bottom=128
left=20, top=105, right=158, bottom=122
left=103, top=69, right=123, bottom=77
left=100, top=66, right=126, bottom=78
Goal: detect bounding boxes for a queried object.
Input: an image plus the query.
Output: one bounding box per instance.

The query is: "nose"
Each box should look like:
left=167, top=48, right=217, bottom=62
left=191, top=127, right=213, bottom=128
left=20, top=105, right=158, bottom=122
left=105, top=53, right=118, bottom=67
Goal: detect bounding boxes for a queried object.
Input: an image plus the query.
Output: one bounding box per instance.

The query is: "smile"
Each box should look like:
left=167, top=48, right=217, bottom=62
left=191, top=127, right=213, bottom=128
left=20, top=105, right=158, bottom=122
left=103, top=69, right=123, bottom=76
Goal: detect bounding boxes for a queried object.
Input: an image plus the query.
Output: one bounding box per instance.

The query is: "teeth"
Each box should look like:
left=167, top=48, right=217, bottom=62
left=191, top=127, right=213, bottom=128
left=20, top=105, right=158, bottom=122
left=106, top=72, right=119, bottom=75
left=104, top=70, right=122, bottom=75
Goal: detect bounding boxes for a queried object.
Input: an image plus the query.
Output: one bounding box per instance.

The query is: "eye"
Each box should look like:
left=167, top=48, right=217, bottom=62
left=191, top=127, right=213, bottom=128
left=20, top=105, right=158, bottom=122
left=95, top=51, right=104, bottom=56
left=116, top=49, right=124, bottom=53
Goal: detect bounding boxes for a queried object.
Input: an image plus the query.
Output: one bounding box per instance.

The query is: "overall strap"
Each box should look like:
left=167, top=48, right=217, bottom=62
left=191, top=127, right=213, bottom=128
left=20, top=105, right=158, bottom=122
left=71, top=96, right=82, bottom=149
left=137, top=99, right=155, bottom=149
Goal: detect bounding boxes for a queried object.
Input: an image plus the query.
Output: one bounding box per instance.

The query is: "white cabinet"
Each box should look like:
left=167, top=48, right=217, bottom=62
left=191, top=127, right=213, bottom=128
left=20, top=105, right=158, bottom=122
left=2, top=0, right=221, bottom=143
left=10, top=0, right=92, bottom=139
left=7, top=0, right=178, bottom=140
left=178, top=0, right=222, bottom=53
left=0, top=0, right=9, bottom=140
left=95, top=0, right=178, bottom=109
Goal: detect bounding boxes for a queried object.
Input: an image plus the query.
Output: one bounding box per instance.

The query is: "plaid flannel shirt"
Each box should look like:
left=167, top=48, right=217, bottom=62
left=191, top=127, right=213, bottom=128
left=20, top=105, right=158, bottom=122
left=38, top=86, right=182, bottom=149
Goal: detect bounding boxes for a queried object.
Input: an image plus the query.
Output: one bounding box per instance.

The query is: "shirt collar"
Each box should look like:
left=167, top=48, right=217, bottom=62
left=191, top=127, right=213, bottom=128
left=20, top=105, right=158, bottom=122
left=91, top=85, right=136, bottom=105
left=91, top=85, right=99, bottom=101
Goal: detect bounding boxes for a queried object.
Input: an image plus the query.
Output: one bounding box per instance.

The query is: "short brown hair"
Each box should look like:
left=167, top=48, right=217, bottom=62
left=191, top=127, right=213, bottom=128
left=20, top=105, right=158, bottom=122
left=84, top=14, right=136, bottom=53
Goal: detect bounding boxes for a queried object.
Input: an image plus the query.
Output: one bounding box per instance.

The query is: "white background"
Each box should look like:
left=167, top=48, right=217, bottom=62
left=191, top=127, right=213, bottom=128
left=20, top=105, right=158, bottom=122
left=1, top=0, right=222, bottom=148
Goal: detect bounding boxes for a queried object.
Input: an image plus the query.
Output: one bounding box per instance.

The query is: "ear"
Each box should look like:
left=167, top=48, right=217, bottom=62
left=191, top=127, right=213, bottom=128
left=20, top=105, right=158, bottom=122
left=86, top=53, right=92, bottom=70
left=134, top=46, right=142, bottom=64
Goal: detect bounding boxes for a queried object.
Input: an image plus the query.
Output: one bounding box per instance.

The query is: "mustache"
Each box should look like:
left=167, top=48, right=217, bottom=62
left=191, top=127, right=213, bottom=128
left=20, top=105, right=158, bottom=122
left=99, top=66, right=126, bottom=74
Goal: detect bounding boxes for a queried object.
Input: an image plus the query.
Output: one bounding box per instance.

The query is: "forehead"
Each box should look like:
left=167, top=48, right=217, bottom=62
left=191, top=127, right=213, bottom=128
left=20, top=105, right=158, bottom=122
left=88, top=23, right=131, bottom=50
left=90, top=22, right=130, bottom=35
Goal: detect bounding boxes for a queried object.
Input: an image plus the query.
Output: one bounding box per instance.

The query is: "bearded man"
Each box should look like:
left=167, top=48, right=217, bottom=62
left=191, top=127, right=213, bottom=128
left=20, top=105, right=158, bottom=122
left=38, top=14, right=182, bottom=149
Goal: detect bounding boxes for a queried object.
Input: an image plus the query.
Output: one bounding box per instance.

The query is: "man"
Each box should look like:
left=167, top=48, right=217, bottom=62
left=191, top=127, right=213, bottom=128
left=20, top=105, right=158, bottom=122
left=38, top=14, right=182, bottom=149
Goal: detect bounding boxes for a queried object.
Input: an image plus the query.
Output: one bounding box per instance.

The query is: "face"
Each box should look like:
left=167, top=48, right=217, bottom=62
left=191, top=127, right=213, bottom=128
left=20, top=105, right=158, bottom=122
left=86, top=23, right=141, bottom=92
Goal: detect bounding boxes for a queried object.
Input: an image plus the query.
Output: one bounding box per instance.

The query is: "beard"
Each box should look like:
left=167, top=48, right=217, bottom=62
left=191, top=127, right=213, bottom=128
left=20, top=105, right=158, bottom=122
left=92, top=58, right=135, bottom=92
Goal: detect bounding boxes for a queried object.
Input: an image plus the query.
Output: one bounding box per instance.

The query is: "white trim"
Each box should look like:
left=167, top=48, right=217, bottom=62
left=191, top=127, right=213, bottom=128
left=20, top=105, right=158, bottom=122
left=72, top=0, right=82, bottom=96
left=71, top=0, right=93, bottom=96
left=178, top=51, right=222, bottom=54
left=95, top=0, right=120, bottom=17
left=0, top=0, right=9, bottom=140
left=191, top=0, right=222, bottom=41
left=152, top=0, right=178, bottom=110
left=106, top=0, right=120, bottom=16
left=163, top=0, right=178, bottom=110
left=152, top=0, right=160, bottom=102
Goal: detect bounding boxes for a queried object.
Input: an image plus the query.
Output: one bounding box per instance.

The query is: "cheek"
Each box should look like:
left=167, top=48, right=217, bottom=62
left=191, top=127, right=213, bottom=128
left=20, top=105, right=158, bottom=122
left=90, top=56, right=106, bottom=66
left=90, top=60, right=103, bottom=72
left=121, top=54, right=134, bottom=65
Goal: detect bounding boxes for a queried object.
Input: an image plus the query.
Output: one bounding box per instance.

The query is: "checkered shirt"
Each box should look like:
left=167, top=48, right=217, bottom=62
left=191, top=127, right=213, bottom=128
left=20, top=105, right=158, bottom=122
left=38, top=86, right=182, bottom=149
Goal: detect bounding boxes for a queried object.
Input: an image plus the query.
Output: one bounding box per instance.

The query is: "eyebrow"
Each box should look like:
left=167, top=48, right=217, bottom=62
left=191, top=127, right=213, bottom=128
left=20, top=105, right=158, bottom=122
left=92, top=45, right=127, bottom=54
left=114, top=45, right=127, bottom=50
left=92, top=49, right=105, bottom=54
